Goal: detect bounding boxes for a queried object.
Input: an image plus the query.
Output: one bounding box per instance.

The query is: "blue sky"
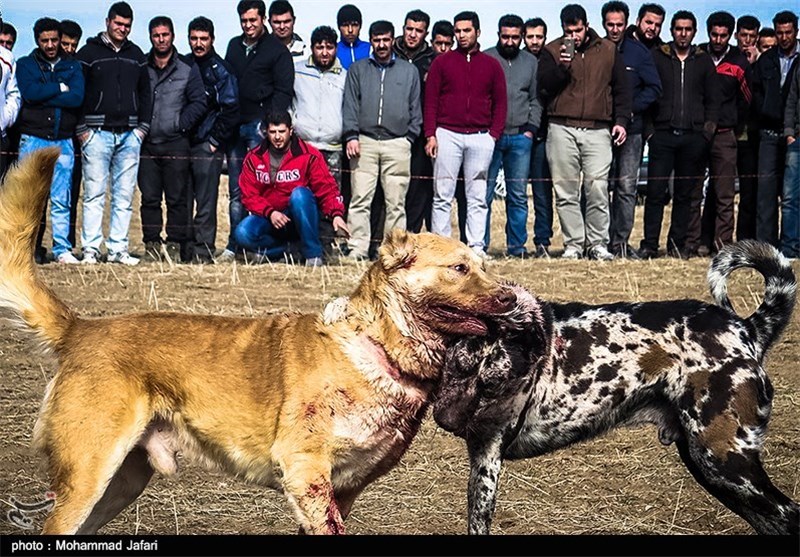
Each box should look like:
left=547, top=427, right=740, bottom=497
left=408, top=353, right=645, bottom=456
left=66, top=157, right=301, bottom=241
left=3, top=0, right=792, bottom=56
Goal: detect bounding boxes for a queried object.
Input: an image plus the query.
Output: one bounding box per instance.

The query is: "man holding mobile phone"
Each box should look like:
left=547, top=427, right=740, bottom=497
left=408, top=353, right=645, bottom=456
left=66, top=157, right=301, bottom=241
left=538, top=3, right=632, bottom=261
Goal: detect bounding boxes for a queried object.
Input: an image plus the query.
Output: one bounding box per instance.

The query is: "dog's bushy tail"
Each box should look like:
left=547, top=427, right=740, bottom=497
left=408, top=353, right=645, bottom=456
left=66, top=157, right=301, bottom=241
left=708, top=240, right=797, bottom=361
left=0, top=148, right=75, bottom=350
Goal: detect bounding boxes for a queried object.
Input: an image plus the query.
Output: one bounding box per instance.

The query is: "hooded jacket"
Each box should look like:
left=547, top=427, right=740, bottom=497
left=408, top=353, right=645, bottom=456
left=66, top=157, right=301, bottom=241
left=239, top=136, right=345, bottom=219
left=649, top=42, right=720, bottom=137
left=16, top=49, right=84, bottom=139
left=74, top=33, right=151, bottom=135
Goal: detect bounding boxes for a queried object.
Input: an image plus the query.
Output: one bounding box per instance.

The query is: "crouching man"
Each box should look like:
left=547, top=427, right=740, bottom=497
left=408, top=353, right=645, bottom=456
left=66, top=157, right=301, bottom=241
left=234, top=110, right=350, bottom=266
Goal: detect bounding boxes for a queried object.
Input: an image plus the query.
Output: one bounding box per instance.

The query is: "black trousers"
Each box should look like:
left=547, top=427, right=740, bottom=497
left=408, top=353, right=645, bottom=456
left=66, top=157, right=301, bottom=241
left=189, top=141, right=223, bottom=258
left=735, top=136, right=759, bottom=241
left=406, top=135, right=433, bottom=233
left=138, top=137, right=192, bottom=249
left=641, top=130, right=708, bottom=252
left=756, top=131, right=785, bottom=247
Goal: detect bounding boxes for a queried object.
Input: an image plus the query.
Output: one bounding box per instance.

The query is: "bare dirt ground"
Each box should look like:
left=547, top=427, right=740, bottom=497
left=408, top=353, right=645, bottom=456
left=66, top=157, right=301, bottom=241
left=1, top=180, right=798, bottom=538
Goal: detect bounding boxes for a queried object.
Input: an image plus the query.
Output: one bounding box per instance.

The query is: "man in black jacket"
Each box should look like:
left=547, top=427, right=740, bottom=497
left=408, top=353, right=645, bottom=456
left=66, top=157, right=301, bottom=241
left=139, top=16, right=206, bottom=264
left=638, top=10, right=719, bottom=259
left=752, top=10, right=799, bottom=248
left=75, top=1, right=152, bottom=266
left=188, top=17, right=240, bottom=264
left=221, top=0, right=294, bottom=261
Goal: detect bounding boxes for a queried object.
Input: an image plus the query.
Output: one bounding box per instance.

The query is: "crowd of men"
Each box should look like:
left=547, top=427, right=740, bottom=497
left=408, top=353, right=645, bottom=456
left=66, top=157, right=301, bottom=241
left=0, top=0, right=798, bottom=266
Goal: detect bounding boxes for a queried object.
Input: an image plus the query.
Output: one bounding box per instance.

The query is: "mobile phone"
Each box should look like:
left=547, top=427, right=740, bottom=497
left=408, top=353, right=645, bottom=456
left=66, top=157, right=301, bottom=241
left=563, top=37, right=575, bottom=60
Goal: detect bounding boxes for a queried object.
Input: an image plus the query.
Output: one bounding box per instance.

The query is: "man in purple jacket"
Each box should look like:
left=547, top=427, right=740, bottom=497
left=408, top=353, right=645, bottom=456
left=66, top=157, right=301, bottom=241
left=425, top=11, right=507, bottom=256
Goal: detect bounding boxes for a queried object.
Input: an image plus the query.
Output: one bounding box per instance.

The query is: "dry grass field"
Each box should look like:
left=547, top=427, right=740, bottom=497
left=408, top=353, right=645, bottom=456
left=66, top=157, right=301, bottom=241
left=0, top=177, right=798, bottom=540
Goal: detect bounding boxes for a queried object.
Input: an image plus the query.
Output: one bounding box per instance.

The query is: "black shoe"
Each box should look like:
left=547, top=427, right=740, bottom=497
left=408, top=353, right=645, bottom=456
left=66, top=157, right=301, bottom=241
left=637, top=246, right=659, bottom=259
left=34, top=247, right=49, bottom=265
left=611, top=243, right=642, bottom=260
left=507, top=250, right=529, bottom=259
left=667, top=246, right=698, bottom=259
left=533, top=245, right=550, bottom=259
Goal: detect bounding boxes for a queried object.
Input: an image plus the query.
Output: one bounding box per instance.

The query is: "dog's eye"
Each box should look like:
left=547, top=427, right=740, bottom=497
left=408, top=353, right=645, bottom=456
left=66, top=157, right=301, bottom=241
left=452, top=263, right=469, bottom=274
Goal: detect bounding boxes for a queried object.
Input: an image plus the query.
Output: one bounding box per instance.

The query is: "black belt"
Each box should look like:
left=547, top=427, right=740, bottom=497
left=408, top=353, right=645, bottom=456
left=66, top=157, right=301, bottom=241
left=670, top=128, right=692, bottom=136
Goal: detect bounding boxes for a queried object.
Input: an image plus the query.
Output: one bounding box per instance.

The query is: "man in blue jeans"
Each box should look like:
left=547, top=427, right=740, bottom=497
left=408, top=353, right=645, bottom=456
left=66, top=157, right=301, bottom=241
left=484, top=14, right=542, bottom=258
left=783, top=46, right=800, bottom=259
left=235, top=111, right=349, bottom=266
left=16, top=17, right=84, bottom=264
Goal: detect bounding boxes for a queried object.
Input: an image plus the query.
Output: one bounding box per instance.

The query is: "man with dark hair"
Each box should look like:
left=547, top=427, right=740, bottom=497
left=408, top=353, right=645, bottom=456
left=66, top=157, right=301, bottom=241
left=753, top=10, right=799, bottom=252
left=0, top=19, right=20, bottom=181
left=234, top=110, right=348, bottom=267
left=75, top=1, right=152, bottom=265
left=601, top=0, right=661, bottom=260
left=431, top=20, right=454, bottom=55
left=425, top=11, right=507, bottom=256
left=697, top=11, right=753, bottom=255
left=222, top=0, right=294, bottom=262
left=639, top=10, right=719, bottom=259
left=336, top=4, right=369, bottom=70
left=293, top=25, right=346, bottom=255
left=758, top=28, right=778, bottom=54
left=538, top=3, right=632, bottom=261
left=187, top=16, right=239, bottom=264
left=734, top=15, right=761, bottom=242
left=342, top=20, right=421, bottom=260
left=57, top=19, right=84, bottom=257
left=139, top=16, right=207, bottom=264
left=625, top=2, right=665, bottom=49
left=393, top=9, right=435, bottom=233
left=268, top=0, right=306, bottom=60
left=521, top=17, right=553, bottom=257
left=484, top=14, right=542, bottom=257
left=16, top=17, right=84, bottom=264
left=0, top=22, right=16, bottom=51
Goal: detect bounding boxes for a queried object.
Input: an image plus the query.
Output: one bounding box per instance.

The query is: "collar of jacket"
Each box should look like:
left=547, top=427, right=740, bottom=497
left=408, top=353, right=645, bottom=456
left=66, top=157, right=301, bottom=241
left=392, top=36, right=432, bottom=61
left=304, top=55, right=344, bottom=74
left=257, top=135, right=306, bottom=157
left=660, top=42, right=701, bottom=60
left=31, top=48, right=62, bottom=66
left=147, top=47, right=178, bottom=69
left=369, top=52, right=397, bottom=66
left=193, top=48, right=217, bottom=65
left=454, top=43, right=482, bottom=57
left=94, top=32, right=130, bottom=52
left=579, top=28, right=603, bottom=51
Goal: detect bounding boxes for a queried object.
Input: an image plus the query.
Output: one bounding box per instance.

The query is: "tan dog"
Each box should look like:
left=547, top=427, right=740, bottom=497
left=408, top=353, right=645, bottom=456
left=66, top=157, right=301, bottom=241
left=0, top=149, right=516, bottom=535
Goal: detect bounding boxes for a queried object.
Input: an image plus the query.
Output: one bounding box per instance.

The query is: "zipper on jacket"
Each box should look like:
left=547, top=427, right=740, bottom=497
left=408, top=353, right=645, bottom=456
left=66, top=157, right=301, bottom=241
left=377, top=66, right=386, bottom=129
left=679, top=59, right=685, bottom=127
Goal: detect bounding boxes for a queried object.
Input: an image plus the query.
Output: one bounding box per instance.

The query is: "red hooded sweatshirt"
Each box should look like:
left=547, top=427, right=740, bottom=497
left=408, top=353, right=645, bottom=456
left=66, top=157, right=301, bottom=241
left=424, top=46, right=507, bottom=140
left=239, top=137, right=345, bottom=219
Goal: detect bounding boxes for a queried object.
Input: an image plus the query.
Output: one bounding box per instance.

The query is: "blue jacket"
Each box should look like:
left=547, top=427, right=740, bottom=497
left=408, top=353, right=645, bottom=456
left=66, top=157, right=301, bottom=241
left=617, top=36, right=661, bottom=135
left=16, top=49, right=84, bottom=140
left=192, top=49, right=239, bottom=147
left=336, top=38, right=370, bottom=70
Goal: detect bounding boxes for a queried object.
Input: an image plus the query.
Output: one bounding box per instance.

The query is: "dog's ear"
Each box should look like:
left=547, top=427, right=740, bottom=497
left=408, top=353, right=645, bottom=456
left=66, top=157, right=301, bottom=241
left=379, top=229, right=417, bottom=272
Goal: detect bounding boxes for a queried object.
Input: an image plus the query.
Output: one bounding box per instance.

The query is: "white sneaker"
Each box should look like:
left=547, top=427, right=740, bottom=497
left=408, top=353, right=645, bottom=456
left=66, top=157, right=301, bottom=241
left=56, top=252, right=80, bottom=264
left=216, top=248, right=236, bottom=263
left=587, top=245, right=614, bottom=261
left=561, top=246, right=583, bottom=260
left=108, top=252, right=140, bottom=266
left=81, top=250, right=98, bottom=264
left=305, top=256, right=324, bottom=267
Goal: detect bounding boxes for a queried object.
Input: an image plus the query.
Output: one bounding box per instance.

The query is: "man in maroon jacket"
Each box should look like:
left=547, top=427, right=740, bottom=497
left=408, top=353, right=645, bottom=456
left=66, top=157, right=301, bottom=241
left=424, top=11, right=507, bottom=256
left=235, top=111, right=349, bottom=266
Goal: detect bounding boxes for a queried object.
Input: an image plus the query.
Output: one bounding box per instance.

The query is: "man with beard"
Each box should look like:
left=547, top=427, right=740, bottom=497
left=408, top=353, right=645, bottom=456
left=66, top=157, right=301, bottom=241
left=638, top=10, right=719, bottom=260
left=425, top=11, right=507, bottom=257
left=602, top=1, right=661, bottom=260
left=293, top=25, right=347, bottom=255
left=523, top=17, right=554, bottom=258
left=342, top=20, right=421, bottom=261
left=625, top=2, right=665, bottom=49
left=187, top=17, right=240, bottom=263
left=484, top=14, right=542, bottom=257
left=139, top=16, right=206, bottom=264
left=393, top=9, right=435, bottom=233
left=538, top=3, right=631, bottom=261
left=698, top=11, right=753, bottom=255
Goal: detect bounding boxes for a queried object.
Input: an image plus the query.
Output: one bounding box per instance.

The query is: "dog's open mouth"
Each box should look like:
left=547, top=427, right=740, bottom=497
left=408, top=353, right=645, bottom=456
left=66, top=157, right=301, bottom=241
left=429, top=305, right=489, bottom=335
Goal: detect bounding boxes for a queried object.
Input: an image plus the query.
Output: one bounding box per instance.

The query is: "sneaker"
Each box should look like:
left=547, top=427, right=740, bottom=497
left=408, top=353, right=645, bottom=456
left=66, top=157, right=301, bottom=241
left=471, top=246, right=493, bottom=260
left=164, top=242, right=181, bottom=264
left=561, top=246, right=583, bottom=260
left=587, top=245, right=614, bottom=261
left=533, top=245, right=550, bottom=259
left=108, top=251, right=140, bottom=266
left=305, top=256, right=324, bottom=268
left=81, top=250, right=99, bottom=264
left=55, top=252, right=80, bottom=264
left=215, top=248, right=236, bottom=263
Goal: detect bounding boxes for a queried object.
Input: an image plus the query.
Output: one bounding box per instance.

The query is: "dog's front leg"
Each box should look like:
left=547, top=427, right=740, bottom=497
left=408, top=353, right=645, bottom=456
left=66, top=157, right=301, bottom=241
left=466, top=436, right=504, bottom=535
left=281, top=458, right=344, bottom=534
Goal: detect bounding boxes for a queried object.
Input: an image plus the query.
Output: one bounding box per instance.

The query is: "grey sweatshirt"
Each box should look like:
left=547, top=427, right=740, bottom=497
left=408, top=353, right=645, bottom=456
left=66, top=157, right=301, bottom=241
left=485, top=47, right=542, bottom=135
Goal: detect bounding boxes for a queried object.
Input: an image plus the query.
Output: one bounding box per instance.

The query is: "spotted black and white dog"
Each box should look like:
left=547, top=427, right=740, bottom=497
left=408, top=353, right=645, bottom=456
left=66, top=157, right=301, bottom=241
left=432, top=241, right=799, bottom=535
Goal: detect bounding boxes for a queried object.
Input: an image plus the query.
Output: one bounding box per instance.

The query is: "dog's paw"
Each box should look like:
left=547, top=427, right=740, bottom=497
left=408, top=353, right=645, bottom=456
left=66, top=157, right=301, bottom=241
left=323, top=297, right=350, bottom=325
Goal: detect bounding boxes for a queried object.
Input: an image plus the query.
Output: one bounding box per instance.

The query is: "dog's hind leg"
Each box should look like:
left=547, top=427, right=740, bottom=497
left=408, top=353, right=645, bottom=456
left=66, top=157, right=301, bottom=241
left=466, top=437, right=504, bottom=535
left=75, top=447, right=154, bottom=534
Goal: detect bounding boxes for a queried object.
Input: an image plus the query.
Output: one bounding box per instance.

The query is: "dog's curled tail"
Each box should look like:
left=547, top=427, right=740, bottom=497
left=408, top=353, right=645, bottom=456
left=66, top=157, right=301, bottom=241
left=0, top=148, right=75, bottom=349
left=708, top=240, right=797, bottom=360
